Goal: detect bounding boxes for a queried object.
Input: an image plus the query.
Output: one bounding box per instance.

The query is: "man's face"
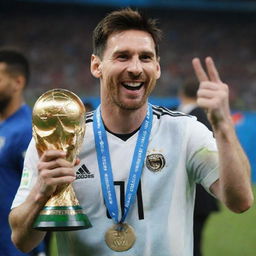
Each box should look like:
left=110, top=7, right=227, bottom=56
left=97, top=29, right=161, bottom=110
left=0, top=63, right=15, bottom=113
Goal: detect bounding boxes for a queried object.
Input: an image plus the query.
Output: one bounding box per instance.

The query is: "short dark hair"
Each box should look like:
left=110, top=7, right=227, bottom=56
left=93, top=8, right=162, bottom=59
left=181, top=79, right=199, bottom=98
left=0, top=49, right=30, bottom=87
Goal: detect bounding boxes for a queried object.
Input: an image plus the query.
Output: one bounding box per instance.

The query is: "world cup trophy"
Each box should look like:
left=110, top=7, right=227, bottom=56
left=32, top=88, right=92, bottom=231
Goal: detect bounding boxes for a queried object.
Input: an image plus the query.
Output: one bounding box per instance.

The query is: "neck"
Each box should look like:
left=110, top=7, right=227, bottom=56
left=0, top=96, right=24, bottom=122
left=100, top=103, right=148, bottom=134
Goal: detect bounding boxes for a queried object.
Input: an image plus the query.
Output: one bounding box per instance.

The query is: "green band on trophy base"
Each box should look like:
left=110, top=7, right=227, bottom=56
left=33, top=206, right=92, bottom=231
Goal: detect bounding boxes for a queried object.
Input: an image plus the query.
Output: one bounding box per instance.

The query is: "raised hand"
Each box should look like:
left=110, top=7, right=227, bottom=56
left=192, top=56, right=232, bottom=130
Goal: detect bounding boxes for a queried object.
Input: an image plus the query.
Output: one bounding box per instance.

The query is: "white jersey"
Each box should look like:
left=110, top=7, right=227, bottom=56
left=12, top=105, right=219, bottom=256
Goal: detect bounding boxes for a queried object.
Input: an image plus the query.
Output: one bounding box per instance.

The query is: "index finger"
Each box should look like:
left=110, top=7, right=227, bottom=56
left=192, top=57, right=209, bottom=82
left=40, top=150, right=66, bottom=162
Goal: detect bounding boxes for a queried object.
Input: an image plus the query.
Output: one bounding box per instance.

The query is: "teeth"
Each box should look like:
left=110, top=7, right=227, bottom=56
left=121, top=82, right=144, bottom=91
left=123, top=82, right=142, bottom=88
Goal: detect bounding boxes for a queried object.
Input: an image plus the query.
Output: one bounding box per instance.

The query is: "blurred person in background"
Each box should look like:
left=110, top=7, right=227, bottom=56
left=9, top=8, right=253, bottom=256
left=0, top=49, right=46, bottom=256
left=177, top=79, right=220, bottom=256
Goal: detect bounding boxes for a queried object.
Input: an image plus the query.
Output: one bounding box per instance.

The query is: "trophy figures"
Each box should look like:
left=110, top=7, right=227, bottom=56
left=32, top=89, right=92, bottom=231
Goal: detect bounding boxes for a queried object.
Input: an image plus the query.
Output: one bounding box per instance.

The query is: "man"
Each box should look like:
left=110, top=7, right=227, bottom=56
left=9, top=8, right=253, bottom=256
left=0, top=49, right=46, bottom=256
left=178, top=80, right=220, bottom=256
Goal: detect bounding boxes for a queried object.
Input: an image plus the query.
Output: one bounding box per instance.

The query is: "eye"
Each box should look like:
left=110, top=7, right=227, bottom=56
left=140, top=55, right=152, bottom=62
left=116, top=54, right=129, bottom=61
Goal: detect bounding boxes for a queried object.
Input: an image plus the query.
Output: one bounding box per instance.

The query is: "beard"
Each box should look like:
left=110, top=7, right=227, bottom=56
left=105, top=76, right=156, bottom=111
left=0, top=95, right=12, bottom=115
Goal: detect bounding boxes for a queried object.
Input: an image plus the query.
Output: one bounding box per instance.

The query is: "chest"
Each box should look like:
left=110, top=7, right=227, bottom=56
left=73, top=126, right=188, bottom=217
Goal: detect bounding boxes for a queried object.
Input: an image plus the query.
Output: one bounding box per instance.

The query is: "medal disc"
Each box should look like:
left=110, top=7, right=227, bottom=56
left=105, top=223, right=136, bottom=252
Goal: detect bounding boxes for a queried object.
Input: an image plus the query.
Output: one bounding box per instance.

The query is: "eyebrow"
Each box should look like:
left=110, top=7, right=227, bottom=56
left=140, top=51, right=155, bottom=57
left=112, top=50, right=129, bottom=56
left=113, top=50, right=155, bottom=57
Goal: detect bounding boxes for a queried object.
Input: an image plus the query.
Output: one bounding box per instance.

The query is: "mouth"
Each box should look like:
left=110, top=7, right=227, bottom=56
left=121, top=82, right=144, bottom=91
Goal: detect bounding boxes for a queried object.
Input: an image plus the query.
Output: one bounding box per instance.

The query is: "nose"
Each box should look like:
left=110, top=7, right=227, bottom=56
left=127, top=56, right=143, bottom=77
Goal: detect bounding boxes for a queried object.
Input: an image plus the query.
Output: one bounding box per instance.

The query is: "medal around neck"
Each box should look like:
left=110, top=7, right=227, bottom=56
left=105, top=223, right=136, bottom=252
left=93, top=105, right=153, bottom=251
left=32, top=88, right=92, bottom=231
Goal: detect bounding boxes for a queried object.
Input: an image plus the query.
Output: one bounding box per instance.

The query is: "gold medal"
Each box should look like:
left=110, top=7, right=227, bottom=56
left=105, top=223, right=136, bottom=252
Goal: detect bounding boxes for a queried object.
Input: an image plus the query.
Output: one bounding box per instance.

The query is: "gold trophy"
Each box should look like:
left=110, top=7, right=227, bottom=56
left=32, top=88, right=92, bottom=231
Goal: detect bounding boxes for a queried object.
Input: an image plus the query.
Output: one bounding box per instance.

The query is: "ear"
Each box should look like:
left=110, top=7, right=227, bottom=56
left=14, top=75, right=25, bottom=91
left=155, top=59, right=161, bottom=80
left=90, top=54, right=102, bottom=78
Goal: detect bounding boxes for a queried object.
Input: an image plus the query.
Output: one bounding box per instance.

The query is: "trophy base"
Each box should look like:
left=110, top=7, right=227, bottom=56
left=33, top=205, right=92, bottom=231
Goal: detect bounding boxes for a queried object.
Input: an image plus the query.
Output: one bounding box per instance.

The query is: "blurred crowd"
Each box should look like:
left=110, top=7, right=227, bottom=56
left=1, top=4, right=256, bottom=110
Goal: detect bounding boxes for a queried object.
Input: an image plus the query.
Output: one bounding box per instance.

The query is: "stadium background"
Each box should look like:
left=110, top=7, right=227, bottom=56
left=1, top=0, right=256, bottom=255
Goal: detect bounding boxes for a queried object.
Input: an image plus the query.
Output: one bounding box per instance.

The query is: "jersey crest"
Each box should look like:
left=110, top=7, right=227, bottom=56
left=146, top=152, right=166, bottom=172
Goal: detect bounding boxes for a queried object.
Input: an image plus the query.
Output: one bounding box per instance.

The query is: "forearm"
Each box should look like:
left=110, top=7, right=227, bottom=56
left=213, top=120, right=254, bottom=212
left=9, top=183, right=49, bottom=253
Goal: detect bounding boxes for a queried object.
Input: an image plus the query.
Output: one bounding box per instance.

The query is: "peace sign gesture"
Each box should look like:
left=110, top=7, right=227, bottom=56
left=192, top=57, right=232, bottom=130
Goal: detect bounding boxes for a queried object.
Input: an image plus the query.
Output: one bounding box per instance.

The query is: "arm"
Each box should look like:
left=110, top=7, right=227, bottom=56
left=9, top=150, right=77, bottom=253
left=192, top=57, right=254, bottom=213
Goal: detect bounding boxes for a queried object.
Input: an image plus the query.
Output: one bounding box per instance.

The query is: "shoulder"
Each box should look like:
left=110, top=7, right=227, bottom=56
left=13, top=105, right=32, bottom=128
left=6, top=105, right=32, bottom=143
left=18, top=104, right=32, bottom=119
left=152, top=105, right=191, bottom=120
left=151, top=105, right=212, bottom=140
left=151, top=105, right=199, bottom=139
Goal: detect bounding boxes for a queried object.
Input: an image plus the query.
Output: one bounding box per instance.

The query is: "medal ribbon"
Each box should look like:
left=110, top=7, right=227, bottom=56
left=93, top=104, right=153, bottom=223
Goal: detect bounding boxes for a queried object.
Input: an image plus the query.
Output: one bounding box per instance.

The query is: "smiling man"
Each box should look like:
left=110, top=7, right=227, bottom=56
left=9, top=8, right=253, bottom=256
left=92, top=29, right=160, bottom=111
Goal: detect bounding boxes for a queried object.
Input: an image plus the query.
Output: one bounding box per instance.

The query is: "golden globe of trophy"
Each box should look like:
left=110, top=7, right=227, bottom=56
left=32, top=88, right=92, bottom=231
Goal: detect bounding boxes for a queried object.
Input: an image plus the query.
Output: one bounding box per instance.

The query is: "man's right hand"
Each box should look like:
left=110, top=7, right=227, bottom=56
left=36, top=150, right=78, bottom=199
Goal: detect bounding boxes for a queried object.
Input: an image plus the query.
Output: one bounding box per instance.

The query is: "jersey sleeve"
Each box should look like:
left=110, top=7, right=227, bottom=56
left=186, top=118, right=219, bottom=194
left=11, top=138, right=39, bottom=209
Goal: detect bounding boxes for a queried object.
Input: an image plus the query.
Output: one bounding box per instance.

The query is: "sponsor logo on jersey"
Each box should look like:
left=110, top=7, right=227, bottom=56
left=146, top=153, right=165, bottom=172
left=76, top=164, right=94, bottom=179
